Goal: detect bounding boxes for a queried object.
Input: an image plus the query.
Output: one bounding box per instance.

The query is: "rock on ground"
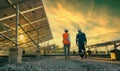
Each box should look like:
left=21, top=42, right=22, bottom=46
left=0, top=57, right=120, bottom=71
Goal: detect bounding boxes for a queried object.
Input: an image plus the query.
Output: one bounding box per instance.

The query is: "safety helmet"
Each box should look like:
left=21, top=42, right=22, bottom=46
left=78, top=28, right=81, bottom=32
left=64, top=29, right=68, bottom=32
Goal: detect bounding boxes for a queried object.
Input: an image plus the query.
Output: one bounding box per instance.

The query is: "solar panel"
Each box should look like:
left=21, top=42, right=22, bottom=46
left=0, top=0, right=53, bottom=50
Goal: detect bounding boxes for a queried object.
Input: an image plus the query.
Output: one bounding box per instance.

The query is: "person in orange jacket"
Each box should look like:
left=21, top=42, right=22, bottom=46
left=62, top=29, right=71, bottom=60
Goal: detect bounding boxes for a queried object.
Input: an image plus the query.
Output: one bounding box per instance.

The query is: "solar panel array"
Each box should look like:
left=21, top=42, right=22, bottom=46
left=0, top=0, right=53, bottom=50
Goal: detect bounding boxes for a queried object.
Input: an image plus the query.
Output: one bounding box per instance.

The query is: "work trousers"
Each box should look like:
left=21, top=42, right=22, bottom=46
left=64, top=44, right=70, bottom=59
left=78, top=44, right=86, bottom=58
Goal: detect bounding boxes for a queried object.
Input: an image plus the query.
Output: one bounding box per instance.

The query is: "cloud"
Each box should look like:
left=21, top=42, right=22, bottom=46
left=43, top=0, right=120, bottom=46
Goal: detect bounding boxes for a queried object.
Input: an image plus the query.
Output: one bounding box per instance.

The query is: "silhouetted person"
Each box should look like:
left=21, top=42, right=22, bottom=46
left=76, top=29, right=87, bottom=59
left=62, top=29, right=71, bottom=60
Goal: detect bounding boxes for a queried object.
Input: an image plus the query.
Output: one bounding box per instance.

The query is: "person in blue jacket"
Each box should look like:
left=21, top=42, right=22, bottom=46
left=76, top=29, right=87, bottom=59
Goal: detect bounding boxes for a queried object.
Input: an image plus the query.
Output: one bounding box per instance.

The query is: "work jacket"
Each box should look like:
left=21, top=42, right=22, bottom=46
left=63, top=33, right=70, bottom=44
left=76, top=32, right=87, bottom=45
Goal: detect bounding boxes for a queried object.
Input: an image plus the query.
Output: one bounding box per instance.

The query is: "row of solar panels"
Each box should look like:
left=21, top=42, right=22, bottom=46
left=0, top=0, right=53, bottom=50
left=87, top=40, right=120, bottom=48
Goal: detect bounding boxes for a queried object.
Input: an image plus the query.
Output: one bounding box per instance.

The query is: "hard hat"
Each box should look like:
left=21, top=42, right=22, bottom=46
left=64, top=29, right=68, bottom=32
left=78, top=28, right=81, bottom=32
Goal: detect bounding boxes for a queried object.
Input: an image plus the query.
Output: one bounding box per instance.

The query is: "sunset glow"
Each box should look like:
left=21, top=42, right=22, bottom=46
left=43, top=0, right=120, bottom=47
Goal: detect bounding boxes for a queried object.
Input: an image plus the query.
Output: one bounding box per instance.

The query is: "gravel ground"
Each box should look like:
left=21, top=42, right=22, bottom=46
left=0, top=57, right=120, bottom=71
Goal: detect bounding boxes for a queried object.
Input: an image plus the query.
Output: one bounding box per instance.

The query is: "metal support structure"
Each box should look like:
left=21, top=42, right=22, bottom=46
left=0, top=18, right=47, bottom=34
left=94, top=47, right=97, bottom=54
left=0, top=34, right=16, bottom=45
left=7, top=0, right=45, bottom=50
left=0, top=0, right=53, bottom=50
left=0, top=30, right=50, bottom=49
left=18, top=12, right=42, bottom=50
left=114, top=43, right=117, bottom=49
left=37, top=29, right=40, bottom=49
left=15, top=1, right=19, bottom=48
left=8, top=0, right=41, bottom=36
left=0, top=6, right=43, bottom=21
left=0, top=23, right=15, bottom=30
left=105, top=46, right=108, bottom=54
left=18, top=24, right=40, bottom=50
left=0, top=37, right=38, bottom=49
left=0, top=23, right=15, bottom=39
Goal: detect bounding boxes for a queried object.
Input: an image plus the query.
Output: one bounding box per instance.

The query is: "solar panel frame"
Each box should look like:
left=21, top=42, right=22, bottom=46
left=0, top=0, right=53, bottom=51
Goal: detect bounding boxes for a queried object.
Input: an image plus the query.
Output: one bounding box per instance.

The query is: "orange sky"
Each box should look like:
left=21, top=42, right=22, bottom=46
left=43, top=0, right=120, bottom=47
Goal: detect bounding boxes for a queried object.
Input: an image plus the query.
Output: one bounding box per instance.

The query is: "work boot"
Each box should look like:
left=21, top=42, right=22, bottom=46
left=79, top=57, right=83, bottom=60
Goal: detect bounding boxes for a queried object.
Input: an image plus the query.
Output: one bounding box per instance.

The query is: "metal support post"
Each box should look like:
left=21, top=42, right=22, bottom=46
left=37, top=29, right=40, bottom=50
left=114, top=43, right=117, bottom=49
left=16, top=1, right=19, bottom=48
left=106, top=46, right=108, bottom=54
